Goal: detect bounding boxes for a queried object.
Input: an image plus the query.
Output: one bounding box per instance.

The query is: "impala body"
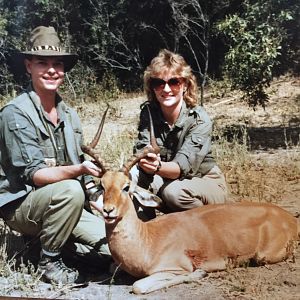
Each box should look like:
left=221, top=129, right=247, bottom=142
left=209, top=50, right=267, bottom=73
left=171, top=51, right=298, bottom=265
left=91, top=170, right=300, bottom=294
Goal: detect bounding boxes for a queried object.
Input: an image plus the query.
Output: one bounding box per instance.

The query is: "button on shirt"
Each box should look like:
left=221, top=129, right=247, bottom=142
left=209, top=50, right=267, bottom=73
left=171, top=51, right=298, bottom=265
left=43, top=112, right=69, bottom=167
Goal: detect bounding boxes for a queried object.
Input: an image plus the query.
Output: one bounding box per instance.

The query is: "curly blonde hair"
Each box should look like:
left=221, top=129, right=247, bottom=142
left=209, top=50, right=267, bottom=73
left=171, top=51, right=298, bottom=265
left=143, top=49, right=198, bottom=107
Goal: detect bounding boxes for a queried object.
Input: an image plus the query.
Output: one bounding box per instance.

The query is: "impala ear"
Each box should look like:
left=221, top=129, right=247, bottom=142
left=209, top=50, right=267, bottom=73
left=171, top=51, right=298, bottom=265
left=129, top=183, right=162, bottom=208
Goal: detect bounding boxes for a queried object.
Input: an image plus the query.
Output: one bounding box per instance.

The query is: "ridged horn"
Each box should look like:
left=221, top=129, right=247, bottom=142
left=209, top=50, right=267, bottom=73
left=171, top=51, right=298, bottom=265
left=122, top=104, right=160, bottom=176
left=81, top=105, right=109, bottom=173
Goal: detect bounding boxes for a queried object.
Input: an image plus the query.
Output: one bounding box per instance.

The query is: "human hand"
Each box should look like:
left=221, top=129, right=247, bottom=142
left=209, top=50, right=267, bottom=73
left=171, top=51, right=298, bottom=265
left=138, top=153, right=161, bottom=174
left=81, top=160, right=103, bottom=177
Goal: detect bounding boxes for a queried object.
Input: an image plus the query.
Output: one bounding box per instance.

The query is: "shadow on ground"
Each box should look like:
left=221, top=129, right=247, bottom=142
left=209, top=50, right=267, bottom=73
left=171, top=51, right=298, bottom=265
left=0, top=227, right=136, bottom=288
left=215, top=124, right=300, bottom=150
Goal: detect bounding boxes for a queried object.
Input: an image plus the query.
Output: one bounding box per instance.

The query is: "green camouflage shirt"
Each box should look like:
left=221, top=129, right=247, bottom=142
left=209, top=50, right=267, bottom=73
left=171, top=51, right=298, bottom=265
left=0, top=85, right=91, bottom=207
left=134, top=100, right=216, bottom=178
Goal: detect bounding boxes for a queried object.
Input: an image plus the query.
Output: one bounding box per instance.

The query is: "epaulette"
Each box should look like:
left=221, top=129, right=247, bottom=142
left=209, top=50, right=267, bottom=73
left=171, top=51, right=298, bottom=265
left=188, top=105, right=210, bottom=124
left=140, top=100, right=151, bottom=110
left=188, top=105, right=205, bottom=116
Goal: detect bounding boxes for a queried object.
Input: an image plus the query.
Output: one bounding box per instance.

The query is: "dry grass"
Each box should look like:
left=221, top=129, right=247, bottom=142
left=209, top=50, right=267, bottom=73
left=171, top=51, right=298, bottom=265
left=213, top=130, right=299, bottom=203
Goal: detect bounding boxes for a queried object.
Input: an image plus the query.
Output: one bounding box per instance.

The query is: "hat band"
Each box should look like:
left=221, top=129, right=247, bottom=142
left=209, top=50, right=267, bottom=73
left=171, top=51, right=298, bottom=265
left=31, top=45, right=62, bottom=52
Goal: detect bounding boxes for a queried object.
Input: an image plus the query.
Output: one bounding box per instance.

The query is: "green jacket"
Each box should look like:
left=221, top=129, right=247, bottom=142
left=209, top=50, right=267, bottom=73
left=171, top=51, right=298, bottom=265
left=0, top=85, right=90, bottom=207
left=134, top=100, right=216, bottom=178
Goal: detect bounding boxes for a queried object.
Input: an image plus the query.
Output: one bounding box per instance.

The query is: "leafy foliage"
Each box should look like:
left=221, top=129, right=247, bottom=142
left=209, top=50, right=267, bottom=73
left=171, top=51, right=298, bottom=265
left=217, top=0, right=297, bottom=107
left=0, top=0, right=299, bottom=107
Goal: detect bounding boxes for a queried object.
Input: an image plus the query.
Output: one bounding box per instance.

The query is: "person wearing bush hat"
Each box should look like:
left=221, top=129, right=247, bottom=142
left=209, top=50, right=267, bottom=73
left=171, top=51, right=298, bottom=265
left=11, top=26, right=78, bottom=75
left=0, top=26, right=110, bottom=284
left=23, top=26, right=77, bottom=69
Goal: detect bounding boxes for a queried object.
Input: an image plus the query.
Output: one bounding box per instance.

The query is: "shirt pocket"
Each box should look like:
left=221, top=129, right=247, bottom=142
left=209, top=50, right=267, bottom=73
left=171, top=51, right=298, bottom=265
left=36, top=126, right=56, bottom=158
left=8, top=120, right=32, bottom=165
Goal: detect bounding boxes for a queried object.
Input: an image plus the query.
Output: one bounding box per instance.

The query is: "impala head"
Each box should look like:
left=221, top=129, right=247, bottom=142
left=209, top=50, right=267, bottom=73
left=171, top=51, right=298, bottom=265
left=99, top=171, right=132, bottom=224
left=98, top=170, right=163, bottom=224
left=83, top=104, right=162, bottom=222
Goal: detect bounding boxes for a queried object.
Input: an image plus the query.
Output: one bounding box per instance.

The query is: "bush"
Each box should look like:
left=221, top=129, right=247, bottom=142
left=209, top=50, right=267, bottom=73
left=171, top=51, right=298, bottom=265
left=217, top=0, right=294, bottom=108
left=60, top=64, right=120, bottom=105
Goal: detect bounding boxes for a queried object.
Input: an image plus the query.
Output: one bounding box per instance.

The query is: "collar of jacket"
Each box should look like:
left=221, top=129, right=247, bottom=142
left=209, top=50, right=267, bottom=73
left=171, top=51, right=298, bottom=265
left=26, top=83, right=65, bottom=112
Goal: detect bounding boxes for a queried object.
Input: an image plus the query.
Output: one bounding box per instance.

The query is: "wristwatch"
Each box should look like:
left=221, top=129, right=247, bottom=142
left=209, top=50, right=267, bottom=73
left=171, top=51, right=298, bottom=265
left=155, top=160, right=162, bottom=173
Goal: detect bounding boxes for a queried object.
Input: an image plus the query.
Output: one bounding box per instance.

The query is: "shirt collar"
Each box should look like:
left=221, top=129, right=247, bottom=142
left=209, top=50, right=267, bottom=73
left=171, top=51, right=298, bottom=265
left=173, top=101, right=189, bottom=128
left=150, top=100, right=190, bottom=129
left=26, top=83, right=66, bottom=123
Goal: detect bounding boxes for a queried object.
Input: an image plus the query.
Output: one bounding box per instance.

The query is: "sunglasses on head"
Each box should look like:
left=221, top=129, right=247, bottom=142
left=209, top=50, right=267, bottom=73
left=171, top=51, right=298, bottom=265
left=150, top=77, right=184, bottom=91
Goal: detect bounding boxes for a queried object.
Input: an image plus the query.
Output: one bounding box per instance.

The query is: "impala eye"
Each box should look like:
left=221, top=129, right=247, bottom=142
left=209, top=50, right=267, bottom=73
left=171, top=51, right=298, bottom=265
left=122, top=182, right=130, bottom=193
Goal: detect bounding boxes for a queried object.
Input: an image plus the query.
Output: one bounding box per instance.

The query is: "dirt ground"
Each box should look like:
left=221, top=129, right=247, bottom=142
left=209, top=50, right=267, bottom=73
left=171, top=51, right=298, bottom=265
left=0, top=77, right=299, bottom=299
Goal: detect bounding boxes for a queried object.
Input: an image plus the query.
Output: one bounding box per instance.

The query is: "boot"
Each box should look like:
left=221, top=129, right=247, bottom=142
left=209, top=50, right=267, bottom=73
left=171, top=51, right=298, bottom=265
left=38, top=254, right=84, bottom=284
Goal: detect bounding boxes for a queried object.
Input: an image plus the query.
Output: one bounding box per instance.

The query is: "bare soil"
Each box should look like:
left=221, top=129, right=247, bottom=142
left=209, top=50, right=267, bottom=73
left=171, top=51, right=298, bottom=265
left=0, top=76, right=299, bottom=299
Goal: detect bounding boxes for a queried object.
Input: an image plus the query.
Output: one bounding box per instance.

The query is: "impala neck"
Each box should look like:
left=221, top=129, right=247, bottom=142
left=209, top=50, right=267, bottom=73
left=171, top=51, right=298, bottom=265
left=105, top=198, right=151, bottom=277
left=106, top=195, right=145, bottom=237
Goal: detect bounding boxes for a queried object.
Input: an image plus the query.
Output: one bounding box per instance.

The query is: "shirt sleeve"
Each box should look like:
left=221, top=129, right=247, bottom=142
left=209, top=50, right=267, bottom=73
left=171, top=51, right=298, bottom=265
left=172, top=109, right=213, bottom=177
left=0, top=105, right=47, bottom=186
left=133, top=104, right=151, bottom=153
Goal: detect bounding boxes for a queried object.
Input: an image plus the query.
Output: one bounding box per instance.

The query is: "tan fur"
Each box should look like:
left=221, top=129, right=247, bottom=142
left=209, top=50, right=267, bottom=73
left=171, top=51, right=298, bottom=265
left=93, top=170, right=299, bottom=294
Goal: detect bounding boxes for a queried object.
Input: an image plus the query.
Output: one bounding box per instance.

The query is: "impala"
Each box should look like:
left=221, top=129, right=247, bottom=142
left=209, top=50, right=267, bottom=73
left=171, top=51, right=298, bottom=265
left=83, top=107, right=300, bottom=294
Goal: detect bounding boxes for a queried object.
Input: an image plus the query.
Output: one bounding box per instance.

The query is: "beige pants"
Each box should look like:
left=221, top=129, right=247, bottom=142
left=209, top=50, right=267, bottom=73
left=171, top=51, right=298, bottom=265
left=3, top=179, right=110, bottom=258
left=131, top=165, right=229, bottom=213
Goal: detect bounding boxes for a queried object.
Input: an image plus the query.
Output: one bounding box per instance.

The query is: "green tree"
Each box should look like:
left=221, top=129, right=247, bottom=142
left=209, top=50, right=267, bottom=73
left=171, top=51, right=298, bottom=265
left=78, top=0, right=221, bottom=98
left=1, top=0, right=298, bottom=100
left=217, top=0, right=295, bottom=107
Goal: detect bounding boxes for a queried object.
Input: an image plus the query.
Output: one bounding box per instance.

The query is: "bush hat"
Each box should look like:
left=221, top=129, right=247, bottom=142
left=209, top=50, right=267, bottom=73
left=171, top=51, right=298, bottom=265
left=12, top=26, right=78, bottom=74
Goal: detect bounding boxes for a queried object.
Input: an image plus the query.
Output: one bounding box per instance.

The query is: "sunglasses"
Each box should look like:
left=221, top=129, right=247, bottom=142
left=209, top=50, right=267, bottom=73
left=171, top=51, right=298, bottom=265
left=150, top=77, right=184, bottom=92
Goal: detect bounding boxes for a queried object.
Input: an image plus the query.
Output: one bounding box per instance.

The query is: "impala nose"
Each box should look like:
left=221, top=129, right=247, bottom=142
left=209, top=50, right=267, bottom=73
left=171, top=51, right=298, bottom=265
left=104, top=206, right=115, bottom=216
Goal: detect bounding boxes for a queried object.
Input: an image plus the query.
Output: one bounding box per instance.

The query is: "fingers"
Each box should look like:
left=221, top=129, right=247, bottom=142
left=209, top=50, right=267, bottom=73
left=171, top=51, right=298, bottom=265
left=82, top=160, right=98, bottom=169
left=138, top=153, right=161, bottom=174
left=82, top=160, right=103, bottom=177
left=146, top=152, right=157, bottom=159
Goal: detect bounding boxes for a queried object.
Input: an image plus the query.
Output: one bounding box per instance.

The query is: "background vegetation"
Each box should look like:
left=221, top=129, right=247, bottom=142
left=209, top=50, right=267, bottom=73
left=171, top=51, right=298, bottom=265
left=0, top=0, right=299, bottom=107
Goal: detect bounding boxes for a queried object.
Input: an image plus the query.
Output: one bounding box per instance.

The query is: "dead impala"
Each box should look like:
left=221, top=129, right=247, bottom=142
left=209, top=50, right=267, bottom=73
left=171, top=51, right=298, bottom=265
left=83, top=107, right=300, bottom=294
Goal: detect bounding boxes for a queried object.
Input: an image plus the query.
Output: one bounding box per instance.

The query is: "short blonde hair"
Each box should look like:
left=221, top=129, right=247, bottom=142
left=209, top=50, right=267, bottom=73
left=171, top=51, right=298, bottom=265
left=143, top=49, right=198, bottom=107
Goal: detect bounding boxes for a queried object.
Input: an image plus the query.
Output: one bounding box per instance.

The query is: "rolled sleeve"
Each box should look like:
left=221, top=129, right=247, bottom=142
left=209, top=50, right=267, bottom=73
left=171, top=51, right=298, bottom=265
left=172, top=153, right=190, bottom=176
left=1, top=106, right=47, bottom=186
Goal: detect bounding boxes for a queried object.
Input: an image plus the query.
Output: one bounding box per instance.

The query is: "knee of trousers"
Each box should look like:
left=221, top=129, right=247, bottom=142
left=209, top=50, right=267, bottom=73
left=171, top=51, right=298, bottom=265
left=160, top=184, right=182, bottom=208
left=54, top=179, right=85, bottom=209
left=160, top=183, right=203, bottom=211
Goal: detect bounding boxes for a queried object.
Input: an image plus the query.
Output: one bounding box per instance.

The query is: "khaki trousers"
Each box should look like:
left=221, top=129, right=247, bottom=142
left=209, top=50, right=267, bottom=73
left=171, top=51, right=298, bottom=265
left=3, top=179, right=110, bottom=258
left=131, top=165, right=229, bottom=213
